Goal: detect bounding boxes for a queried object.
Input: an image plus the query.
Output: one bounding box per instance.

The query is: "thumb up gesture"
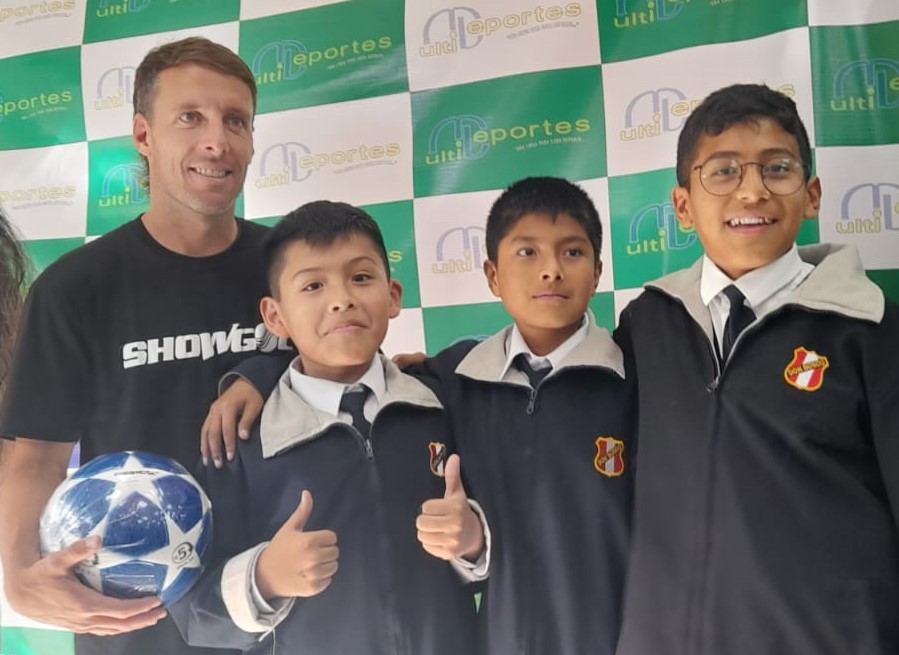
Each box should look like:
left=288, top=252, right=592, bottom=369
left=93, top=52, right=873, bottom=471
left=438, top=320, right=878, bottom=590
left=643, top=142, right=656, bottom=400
left=416, top=454, right=485, bottom=561
left=255, top=491, right=339, bottom=600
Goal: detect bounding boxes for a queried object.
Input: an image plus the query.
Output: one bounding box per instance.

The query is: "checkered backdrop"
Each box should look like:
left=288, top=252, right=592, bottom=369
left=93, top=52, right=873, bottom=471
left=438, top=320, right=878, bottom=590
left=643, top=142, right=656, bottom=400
left=1, top=1, right=898, bottom=651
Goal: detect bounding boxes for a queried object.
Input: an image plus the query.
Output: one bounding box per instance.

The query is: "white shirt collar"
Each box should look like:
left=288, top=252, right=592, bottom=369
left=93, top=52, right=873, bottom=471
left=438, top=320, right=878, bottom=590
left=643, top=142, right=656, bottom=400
left=700, top=244, right=807, bottom=309
left=500, top=314, right=589, bottom=379
left=286, top=355, right=386, bottom=416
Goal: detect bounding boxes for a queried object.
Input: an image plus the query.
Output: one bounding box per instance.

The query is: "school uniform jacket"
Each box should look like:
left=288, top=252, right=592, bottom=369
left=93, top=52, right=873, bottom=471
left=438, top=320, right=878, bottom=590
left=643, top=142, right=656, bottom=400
left=615, top=244, right=899, bottom=655
left=169, top=357, right=477, bottom=655
left=414, top=319, right=635, bottom=655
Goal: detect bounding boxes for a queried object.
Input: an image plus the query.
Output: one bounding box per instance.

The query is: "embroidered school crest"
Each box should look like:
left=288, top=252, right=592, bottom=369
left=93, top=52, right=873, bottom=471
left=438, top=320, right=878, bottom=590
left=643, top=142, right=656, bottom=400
left=594, top=437, right=625, bottom=478
left=429, top=442, right=447, bottom=477
left=783, top=347, right=830, bottom=392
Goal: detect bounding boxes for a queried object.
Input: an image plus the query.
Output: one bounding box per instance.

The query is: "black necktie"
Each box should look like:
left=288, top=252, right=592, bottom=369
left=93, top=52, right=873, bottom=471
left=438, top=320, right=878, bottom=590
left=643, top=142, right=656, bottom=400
left=339, top=389, right=371, bottom=439
left=721, top=285, right=755, bottom=361
left=515, top=354, right=551, bottom=388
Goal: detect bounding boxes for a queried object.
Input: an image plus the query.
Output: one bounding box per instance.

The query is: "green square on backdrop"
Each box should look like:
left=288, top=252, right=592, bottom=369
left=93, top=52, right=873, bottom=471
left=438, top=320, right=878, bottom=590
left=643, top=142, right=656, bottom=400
left=364, top=200, right=421, bottom=309
left=597, top=0, right=807, bottom=63
left=87, top=136, right=148, bottom=236
left=241, top=0, right=407, bottom=115
left=0, top=47, right=84, bottom=150
left=83, top=0, right=239, bottom=44
left=413, top=67, right=606, bottom=198
left=422, top=302, right=511, bottom=355
left=811, top=21, right=899, bottom=147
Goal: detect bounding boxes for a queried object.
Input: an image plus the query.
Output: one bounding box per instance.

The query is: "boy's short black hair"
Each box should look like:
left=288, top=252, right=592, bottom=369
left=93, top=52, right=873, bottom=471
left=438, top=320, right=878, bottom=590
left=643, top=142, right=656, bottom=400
left=486, top=177, right=602, bottom=266
left=676, top=83, right=812, bottom=187
left=263, top=200, right=390, bottom=297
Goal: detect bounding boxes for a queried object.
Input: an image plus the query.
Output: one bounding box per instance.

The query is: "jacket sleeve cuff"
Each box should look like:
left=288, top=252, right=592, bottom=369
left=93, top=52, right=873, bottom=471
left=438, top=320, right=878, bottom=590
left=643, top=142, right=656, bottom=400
left=450, top=499, right=491, bottom=582
left=221, top=543, right=295, bottom=633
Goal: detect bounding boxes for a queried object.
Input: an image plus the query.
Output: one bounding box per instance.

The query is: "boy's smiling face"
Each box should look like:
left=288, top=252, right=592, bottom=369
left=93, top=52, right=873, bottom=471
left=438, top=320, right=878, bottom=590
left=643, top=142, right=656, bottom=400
left=484, top=212, right=600, bottom=356
left=673, top=117, right=821, bottom=280
left=261, top=233, right=402, bottom=384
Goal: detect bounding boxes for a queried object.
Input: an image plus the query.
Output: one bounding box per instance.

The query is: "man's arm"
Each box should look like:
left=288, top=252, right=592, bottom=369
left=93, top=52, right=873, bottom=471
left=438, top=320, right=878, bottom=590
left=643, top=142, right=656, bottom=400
left=201, top=353, right=289, bottom=467
left=0, top=439, right=166, bottom=634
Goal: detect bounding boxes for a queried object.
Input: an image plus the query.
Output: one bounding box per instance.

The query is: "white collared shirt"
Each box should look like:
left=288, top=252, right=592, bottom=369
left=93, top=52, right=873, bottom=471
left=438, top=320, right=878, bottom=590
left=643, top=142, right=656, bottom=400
left=700, top=244, right=814, bottom=353
left=287, top=355, right=385, bottom=423
left=499, top=314, right=589, bottom=382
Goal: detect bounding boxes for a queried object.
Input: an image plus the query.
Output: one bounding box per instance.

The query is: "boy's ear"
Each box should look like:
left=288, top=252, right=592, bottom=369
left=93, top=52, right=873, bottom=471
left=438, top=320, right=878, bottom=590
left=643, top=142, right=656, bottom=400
left=803, top=175, right=822, bottom=219
left=260, top=296, right=290, bottom=339
left=483, top=260, right=501, bottom=298
left=133, top=113, right=150, bottom=157
left=387, top=279, right=403, bottom=319
left=593, top=260, right=603, bottom=290
left=672, top=185, right=693, bottom=229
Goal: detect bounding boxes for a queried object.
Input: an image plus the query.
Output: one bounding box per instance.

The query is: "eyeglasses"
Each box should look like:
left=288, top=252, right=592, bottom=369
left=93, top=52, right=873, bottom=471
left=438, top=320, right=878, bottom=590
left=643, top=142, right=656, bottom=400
left=693, top=156, right=808, bottom=197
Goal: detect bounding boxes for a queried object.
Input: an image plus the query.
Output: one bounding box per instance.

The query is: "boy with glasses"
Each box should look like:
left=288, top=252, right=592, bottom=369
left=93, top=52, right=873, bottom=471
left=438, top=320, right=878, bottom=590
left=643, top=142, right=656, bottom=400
left=615, top=83, right=899, bottom=655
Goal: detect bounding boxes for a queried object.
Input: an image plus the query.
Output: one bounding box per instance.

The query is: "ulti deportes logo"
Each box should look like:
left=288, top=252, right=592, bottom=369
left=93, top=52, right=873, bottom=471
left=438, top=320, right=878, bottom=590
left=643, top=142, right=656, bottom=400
left=432, top=225, right=486, bottom=274
left=621, top=87, right=695, bottom=141
left=256, top=141, right=401, bottom=188
left=252, top=40, right=307, bottom=85
left=258, top=142, right=313, bottom=187
left=426, top=115, right=590, bottom=165
left=0, top=0, right=75, bottom=22
left=95, top=66, right=136, bottom=111
left=620, top=84, right=795, bottom=142
left=830, top=59, right=899, bottom=111
left=252, top=36, right=393, bottom=85
left=99, top=163, right=145, bottom=209
left=96, top=0, right=151, bottom=17
left=613, top=0, right=687, bottom=28
left=0, top=185, right=76, bottom=207
left=0, top=88, right=74, bottom=122
left=421, top=6, right=482, bottom=55
left=837, top=182, right=899, bottom=235
left=420, top=4, right=582, bottom=57
left=626, top=202, right=695, bottom=255
left=121, top=323, right=289, bottom=369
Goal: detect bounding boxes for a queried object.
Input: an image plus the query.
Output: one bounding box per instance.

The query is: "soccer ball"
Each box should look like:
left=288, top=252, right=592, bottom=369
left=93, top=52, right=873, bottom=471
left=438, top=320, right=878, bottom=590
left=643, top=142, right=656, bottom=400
left=39, top=450, right=213, bottom=605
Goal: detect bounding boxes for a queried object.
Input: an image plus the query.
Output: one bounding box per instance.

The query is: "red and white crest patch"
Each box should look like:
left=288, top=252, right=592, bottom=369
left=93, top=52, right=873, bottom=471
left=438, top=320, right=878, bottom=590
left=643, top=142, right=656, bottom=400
left=594, top=437, right=625, bottom=478
left=428, top=442, right=447, bottom=477
left=783, top=347, right=830, bottom=392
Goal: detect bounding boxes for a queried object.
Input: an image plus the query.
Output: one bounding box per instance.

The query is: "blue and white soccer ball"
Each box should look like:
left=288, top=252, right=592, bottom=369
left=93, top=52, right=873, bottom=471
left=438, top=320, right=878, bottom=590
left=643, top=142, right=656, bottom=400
left=39, top=450, right=213, bottom=605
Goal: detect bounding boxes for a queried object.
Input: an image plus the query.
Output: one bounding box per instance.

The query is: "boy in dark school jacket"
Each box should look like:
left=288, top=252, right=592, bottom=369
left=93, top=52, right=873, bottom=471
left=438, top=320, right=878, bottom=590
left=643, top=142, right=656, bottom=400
left=409, top=177, right=634, bottom=655
left=169, top=201, right=479, bottom=655
left=615, top=83, right=899, bottom=655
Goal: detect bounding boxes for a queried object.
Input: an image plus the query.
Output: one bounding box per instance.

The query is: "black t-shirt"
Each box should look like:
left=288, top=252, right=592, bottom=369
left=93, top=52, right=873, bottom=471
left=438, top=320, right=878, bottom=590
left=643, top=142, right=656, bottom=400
left=1, top=216, right=270, bottom=467
left=0, top=216, right=270, bottom=655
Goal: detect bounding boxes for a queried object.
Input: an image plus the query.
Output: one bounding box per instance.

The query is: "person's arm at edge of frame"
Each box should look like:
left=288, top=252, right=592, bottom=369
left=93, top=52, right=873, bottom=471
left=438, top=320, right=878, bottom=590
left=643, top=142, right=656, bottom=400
left=0, top=438, right=166, bottom=634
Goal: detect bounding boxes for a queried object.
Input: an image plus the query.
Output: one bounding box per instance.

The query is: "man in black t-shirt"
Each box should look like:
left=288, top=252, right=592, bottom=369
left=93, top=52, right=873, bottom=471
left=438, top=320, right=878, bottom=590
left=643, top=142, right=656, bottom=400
left=0, top=37, right=268, bottom=655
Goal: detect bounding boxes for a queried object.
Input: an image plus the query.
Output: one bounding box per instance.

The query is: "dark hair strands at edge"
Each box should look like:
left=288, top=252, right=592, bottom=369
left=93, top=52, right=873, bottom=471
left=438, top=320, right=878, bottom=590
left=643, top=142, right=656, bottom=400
left=0, top=208, right=31, bottom=396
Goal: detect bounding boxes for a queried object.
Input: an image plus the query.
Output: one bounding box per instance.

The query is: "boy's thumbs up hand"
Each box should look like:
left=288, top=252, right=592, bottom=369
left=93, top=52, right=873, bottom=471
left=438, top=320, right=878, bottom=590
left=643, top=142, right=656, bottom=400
left=255, top=490, right=339, bottom=600
left=416, top=454, right=485, bottom=561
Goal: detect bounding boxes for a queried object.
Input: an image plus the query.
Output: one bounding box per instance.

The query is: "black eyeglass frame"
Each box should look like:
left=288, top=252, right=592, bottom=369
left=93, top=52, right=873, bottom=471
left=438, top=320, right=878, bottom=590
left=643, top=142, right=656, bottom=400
left=691, top=157, right=810, bottom=197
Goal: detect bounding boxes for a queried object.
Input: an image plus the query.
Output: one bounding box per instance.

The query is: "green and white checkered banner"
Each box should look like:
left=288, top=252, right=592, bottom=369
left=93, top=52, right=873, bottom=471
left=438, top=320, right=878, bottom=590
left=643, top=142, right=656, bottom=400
left=1, top=1, right=898, bottom=652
